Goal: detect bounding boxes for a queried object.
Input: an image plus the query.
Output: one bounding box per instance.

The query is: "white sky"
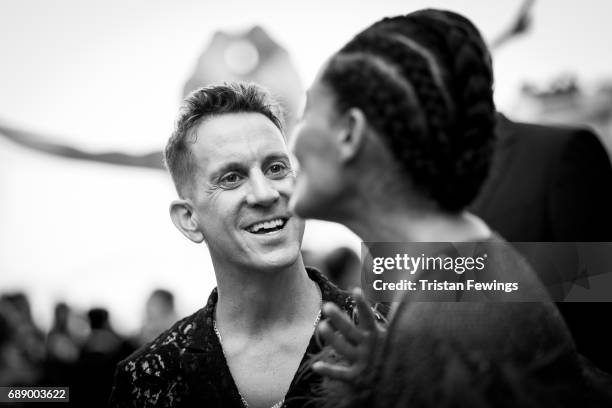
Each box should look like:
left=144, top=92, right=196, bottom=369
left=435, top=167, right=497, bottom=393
left=1, top=0, right=611, bottom=332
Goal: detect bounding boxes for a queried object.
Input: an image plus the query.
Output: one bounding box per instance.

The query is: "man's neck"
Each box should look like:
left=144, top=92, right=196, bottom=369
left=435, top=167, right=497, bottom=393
left=213, top=256, right=320, bottom=335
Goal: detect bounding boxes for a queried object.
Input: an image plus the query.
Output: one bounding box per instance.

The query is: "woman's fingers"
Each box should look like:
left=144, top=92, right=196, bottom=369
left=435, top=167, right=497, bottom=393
left=318, top=319, right=360, bottom=361
left=311, top=361, right=359, bottom=382
left=314, top=294, right=385, bottom=385
left=353, top=288, right=377, bottom=332
left=322, top=302, right=365, bottom=344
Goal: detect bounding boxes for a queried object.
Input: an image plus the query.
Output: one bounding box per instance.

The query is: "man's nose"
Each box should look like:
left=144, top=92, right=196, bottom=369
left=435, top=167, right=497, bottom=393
left=245, top=169, right=280, bottom=207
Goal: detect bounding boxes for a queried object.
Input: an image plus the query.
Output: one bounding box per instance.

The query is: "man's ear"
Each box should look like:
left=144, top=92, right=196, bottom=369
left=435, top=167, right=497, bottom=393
left=337, top=107, right=367, bottom=162
left=169, top=199, right=205, bottom=243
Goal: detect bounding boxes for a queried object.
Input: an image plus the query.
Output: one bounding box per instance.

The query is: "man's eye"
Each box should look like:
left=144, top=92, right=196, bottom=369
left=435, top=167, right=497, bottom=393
left=219, top=172, right=243, bottom=188
left=266, top=162, right=290, bottom=178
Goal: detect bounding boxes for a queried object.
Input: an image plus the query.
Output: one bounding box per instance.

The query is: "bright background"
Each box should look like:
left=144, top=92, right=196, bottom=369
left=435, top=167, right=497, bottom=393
left=1, top=0, right=611, bottom=333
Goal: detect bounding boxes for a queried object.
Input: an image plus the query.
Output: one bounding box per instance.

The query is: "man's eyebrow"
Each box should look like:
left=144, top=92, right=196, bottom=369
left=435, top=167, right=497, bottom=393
left=263, top=152, right=291, bottom=165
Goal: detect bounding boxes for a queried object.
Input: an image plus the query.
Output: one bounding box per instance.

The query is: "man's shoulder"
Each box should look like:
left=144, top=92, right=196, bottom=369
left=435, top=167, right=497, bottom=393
left=109, top=308, right=211, bottom=407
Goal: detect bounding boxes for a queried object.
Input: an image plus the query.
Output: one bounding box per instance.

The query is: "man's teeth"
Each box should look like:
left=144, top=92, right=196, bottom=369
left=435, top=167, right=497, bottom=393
left=247, top=218, right=285, bottom=233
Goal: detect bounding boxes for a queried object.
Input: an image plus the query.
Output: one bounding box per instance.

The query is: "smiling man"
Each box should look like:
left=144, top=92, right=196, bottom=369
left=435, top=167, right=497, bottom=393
left=108, top=83, right=353, bottom=408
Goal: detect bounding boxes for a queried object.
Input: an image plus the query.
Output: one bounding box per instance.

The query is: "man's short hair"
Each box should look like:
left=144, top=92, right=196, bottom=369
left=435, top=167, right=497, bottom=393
left=164, top=82, right=285, bottom=197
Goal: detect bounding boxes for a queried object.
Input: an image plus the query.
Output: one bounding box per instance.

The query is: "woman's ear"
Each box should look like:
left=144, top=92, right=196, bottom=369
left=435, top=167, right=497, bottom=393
left=337, top=107, right=367, bottom=163
left=169, top=199, right=205, bottom=243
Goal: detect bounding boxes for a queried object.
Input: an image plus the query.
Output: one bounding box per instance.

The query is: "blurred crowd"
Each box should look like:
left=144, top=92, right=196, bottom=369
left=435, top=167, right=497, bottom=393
left=0, top=289, right=179, bottom=406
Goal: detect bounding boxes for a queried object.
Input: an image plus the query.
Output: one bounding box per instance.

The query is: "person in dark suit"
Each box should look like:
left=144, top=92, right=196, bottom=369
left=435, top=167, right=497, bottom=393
left=471, top=113, right=612, bottom=373
left=471, top=114, right=612, bottom=242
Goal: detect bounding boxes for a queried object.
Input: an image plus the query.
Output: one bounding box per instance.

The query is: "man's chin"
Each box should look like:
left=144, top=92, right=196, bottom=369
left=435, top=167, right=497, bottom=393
left=252, top=248, right=302, bottom=272
left=239, top=222, right=304, bottom=270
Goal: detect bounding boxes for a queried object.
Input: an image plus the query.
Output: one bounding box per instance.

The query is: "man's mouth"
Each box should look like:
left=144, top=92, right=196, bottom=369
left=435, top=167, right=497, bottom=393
left=245, top=217, right=288, bottom=234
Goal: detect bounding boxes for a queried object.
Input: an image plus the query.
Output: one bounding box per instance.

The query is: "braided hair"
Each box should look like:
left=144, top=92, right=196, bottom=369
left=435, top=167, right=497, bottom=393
left=322, top=9, right=496, bottom=212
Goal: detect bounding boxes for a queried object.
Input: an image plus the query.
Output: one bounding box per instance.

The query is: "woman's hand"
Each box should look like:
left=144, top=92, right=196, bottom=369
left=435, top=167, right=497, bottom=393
left=312, top=288, right=386, bottom=383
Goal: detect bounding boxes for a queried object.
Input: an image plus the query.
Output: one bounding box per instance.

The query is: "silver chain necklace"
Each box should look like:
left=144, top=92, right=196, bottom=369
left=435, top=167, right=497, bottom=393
left=213, top=281, right=322, bottom=408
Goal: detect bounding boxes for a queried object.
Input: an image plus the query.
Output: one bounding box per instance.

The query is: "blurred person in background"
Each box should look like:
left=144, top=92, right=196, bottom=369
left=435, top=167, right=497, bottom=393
left=109, top=83, right=354, bottom=408
left=471, top=114, right=612, bottom=244
left=73, top=308, right=134, bottom=407
left=44, top=302, right=81, bottom=387
left=0, top=293, right=45, bottom=386
left=46, top=302, right=81, bottom=363
left=136, top=289, right=178, bottom=346
left=289, top=8, right=595, bottom=405
left=0, top=307, right=39, bottom=386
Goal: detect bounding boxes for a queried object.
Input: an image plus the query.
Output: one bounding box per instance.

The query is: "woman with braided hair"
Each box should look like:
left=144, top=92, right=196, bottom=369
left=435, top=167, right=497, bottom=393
left=291, top=9, right=499, bottom=221
left=288, top=9, right=601, bottom=407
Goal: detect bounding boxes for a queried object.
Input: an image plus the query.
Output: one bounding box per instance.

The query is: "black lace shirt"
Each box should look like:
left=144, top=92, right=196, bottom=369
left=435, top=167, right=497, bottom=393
left=108, top=268, right=354, bottom=408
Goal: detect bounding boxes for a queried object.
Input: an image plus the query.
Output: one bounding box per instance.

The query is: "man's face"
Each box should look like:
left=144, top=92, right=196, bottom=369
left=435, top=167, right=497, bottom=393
left=187, top=112, right=304, bottom=271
